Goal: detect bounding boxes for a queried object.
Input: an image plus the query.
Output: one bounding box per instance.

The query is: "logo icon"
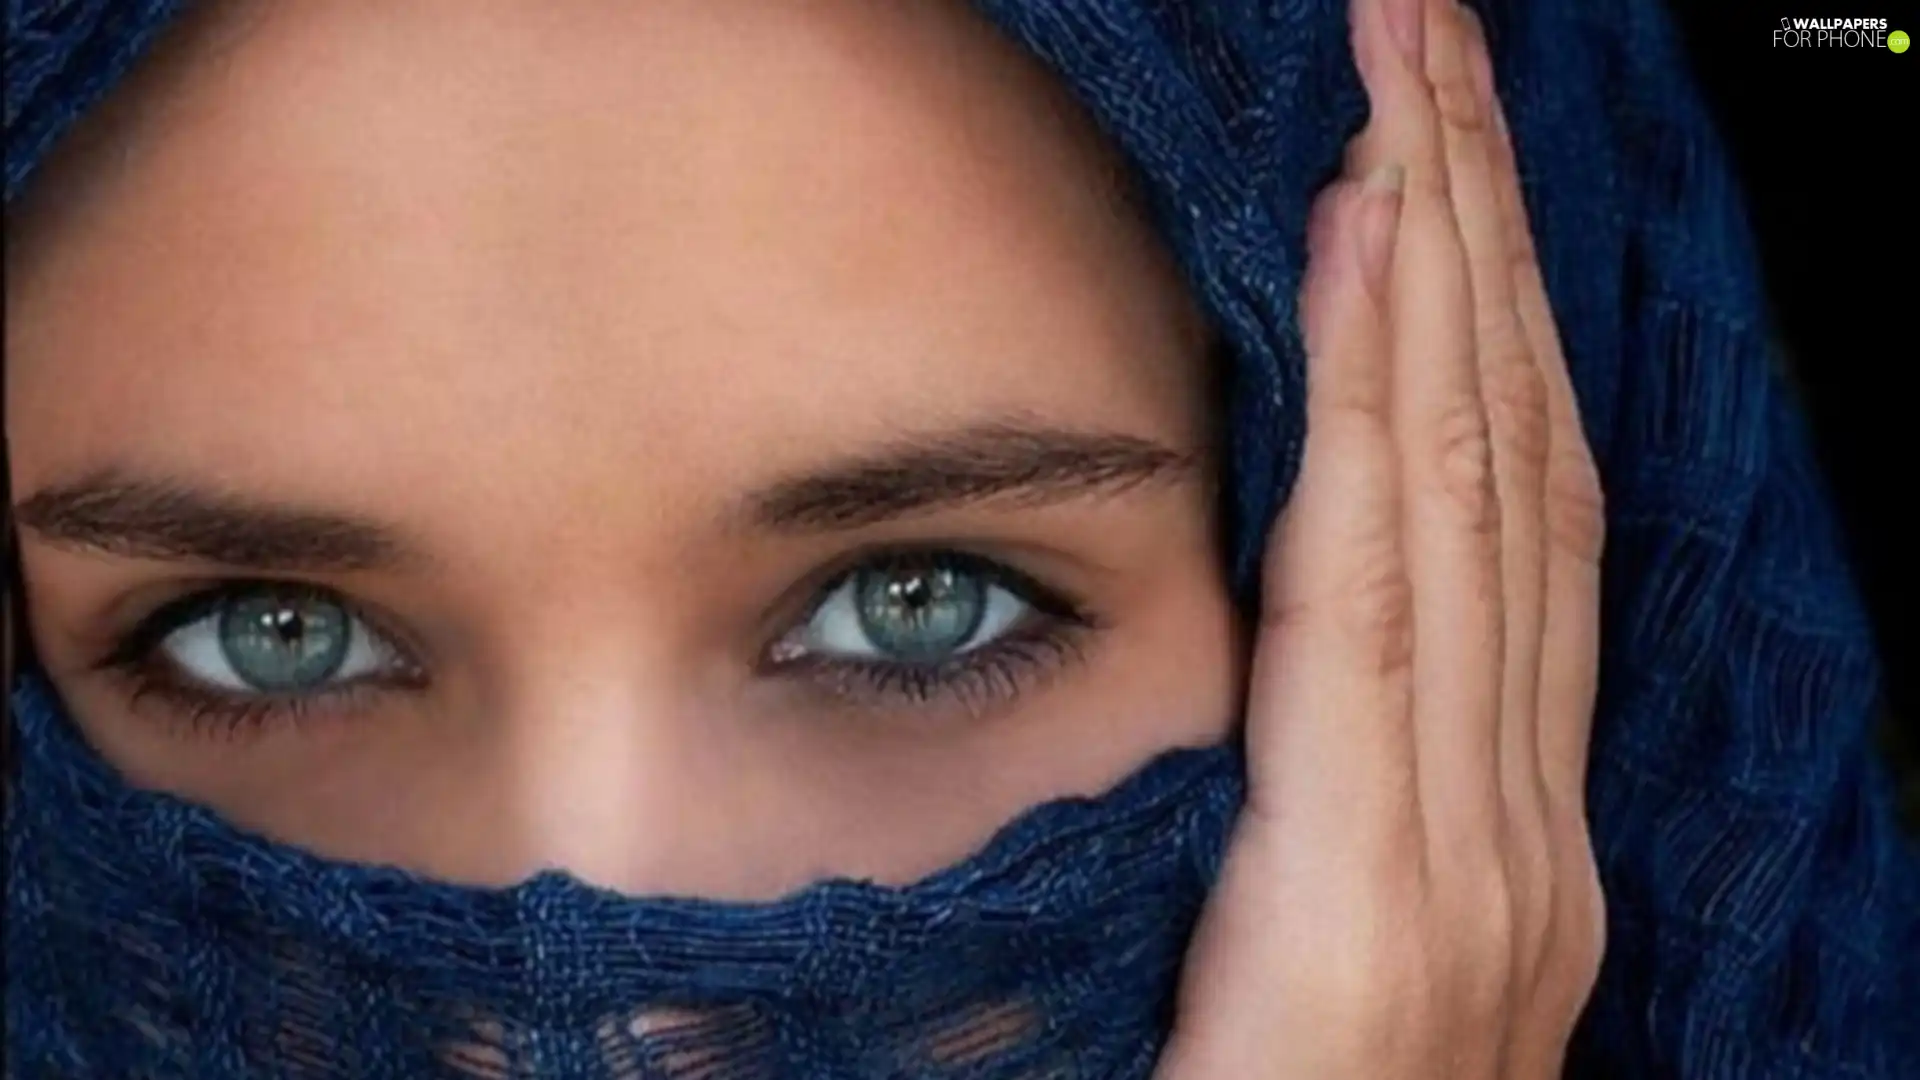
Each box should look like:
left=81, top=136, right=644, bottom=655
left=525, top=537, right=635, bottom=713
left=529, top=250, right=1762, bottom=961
left=1892, top=29, right=1911, bottom=52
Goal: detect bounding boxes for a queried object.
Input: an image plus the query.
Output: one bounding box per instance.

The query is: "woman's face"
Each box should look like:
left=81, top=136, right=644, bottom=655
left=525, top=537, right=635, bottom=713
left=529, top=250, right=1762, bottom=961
left=5, top=0, right=1240, bottom=899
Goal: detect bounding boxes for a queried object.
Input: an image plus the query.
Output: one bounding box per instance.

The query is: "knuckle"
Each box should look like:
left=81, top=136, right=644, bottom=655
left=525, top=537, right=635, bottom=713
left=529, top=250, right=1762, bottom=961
left=1508, top=871, right=1557, bottom=985
left=1545, top=446, right=1606, bottom=563
left=1433, top=12, right=1490, bottom=134
left=1343, top=555, right=1418, bottom=678
left=1472, top=867, right=1520, bottom=952
left=1536, top=838, right=1608, bottom=1014
left=1506, top=219, right=1542, bottom=276
left=1482, top=343, right=1551, bottom=472
left=1261, top=436, right=1412, bottom=681
left=1456, top=878, right=1519, bottom=1015
left=1357, top=814, right=1433, bottom=897
left=1315, top=365, right=1397, bottom=432
left=1268, top=545, right=1416, bottom=680
left=1561, top=863, right=1608, bottom=994
left=1534, top=905, right=1606, bottom=1033
left=1439, top=840, right=1519, bottom=944
left=1433, top=394, right=1501, bottom=533
left=1432, top=65, right=1486, bottom=133
left=1494, top=176, right=1540, bottom=263
left=1403, top=164, right=1454, bottom=207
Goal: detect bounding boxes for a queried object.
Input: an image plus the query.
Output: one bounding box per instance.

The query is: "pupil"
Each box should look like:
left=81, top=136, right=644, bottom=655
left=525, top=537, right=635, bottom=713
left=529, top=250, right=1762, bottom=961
left=218, top=591, right=351, bottom=692
left=267, top=610, right=304, bottom=644
left=856, top=561, right=986, bottom=662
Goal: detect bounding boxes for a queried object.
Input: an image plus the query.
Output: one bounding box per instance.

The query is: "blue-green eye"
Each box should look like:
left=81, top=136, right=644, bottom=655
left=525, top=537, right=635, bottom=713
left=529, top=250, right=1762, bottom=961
left=97, top=551, right=1095, bottom=734
left=772, top=551, right=1071, bottom=668
left=150, top=586, right=407, bottom=694
left=852, top=560, right=990, bottom=659
left=762, top=549, right=1095, bottom=711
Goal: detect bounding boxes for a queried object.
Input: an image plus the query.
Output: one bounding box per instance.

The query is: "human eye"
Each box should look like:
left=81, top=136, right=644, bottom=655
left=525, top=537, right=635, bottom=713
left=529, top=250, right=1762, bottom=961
left=92, top=581, right=425, bottom=734
left=761, top=548, right=1100, bottom=714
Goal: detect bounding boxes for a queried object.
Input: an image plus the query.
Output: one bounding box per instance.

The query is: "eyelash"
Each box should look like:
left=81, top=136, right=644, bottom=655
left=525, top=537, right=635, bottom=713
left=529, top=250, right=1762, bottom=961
left=92, top=584, right=423, bottom=736
left=764, top=549, right=1099, bottom=717
left=91, top=550, right=1100, bottom=736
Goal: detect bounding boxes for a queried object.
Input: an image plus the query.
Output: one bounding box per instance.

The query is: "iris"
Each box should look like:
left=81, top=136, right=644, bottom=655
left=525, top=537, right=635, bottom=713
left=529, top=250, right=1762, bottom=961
left=853, top=560, right=989, bottom=662
left=214, top=592, right=352, bottom=692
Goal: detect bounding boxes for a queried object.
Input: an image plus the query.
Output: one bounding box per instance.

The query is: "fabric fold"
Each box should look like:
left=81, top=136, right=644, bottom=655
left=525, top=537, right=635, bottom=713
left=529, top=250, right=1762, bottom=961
left=7, top=0, right=1917, bottom=1076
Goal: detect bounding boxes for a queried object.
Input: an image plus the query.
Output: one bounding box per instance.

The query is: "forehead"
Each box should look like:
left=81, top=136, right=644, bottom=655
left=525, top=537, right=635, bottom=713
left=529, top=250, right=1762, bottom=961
left=6, top=0, right=1208, bottom=524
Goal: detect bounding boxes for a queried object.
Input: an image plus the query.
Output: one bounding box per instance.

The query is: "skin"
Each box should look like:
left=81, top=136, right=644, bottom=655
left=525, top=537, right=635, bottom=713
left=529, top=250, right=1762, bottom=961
left=1161, top=1, right=1604, bottom=1074
left=5, top=0, right=1239, bottom=899
left=8, top=0, right=1606, bottom=1072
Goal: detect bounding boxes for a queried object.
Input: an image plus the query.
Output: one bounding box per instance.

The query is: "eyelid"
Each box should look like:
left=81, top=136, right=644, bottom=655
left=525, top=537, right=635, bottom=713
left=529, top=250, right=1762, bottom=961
left=160, top=602, right=401, bottom=693
left=776, top=619, right=1095, bottom=717
left=94, top=579, right=427, bottom=680
left=760, top=548, right=1086, bottom=659
left=87, top=545, right=1103, bottom=733
left=762, top=540, right=1094, bottom=621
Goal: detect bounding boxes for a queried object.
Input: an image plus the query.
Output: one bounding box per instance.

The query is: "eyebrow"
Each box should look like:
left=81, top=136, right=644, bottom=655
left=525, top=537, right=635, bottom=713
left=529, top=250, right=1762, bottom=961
left=737, top=419, right=1202, bottom=532
left=11, top=423, right=1200, bottom=571
left=12, top=470, right=416, bottom=573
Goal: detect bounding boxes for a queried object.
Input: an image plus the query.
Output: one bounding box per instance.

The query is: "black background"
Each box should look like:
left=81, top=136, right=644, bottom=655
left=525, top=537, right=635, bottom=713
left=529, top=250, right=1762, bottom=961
left=1663, top=0, right=1916, bottom=821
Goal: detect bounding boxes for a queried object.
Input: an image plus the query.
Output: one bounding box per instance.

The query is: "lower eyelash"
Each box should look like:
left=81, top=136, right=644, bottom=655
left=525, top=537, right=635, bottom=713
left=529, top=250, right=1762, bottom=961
left=780, top=618, right=1094, bottom=718
left=94, top=582, right=427, bottom=738
left=95, top=552, right=1097, bottom=735
left=114, top=625, right=1090, bottom=737
left=117, top=666, right=398, bottom=740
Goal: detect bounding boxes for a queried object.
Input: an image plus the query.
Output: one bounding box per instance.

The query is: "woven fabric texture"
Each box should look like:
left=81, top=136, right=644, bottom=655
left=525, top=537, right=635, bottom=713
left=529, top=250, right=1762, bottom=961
left=7, top=0, right=1917, bottom=1077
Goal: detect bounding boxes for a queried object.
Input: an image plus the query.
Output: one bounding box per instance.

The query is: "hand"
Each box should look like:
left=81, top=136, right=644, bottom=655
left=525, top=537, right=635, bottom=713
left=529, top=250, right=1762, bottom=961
left=1155, top=0, right=1607, bottom=1076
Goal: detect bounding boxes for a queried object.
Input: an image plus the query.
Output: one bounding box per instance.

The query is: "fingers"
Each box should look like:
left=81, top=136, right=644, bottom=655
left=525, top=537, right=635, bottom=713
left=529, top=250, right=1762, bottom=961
left=1154, top=167, right=1417, bottom=1080
left=1430, top=9, right=1562, bottom=1069
left=1484, top=94, right=1606, bottom=808
left=1349, top=0, right=1447, bottom=197
left=1350, top=0, right=1506, bottom=865
left=1437, top=5, right=1549, bottom=823
left=1168, top=7, right=1604, bottom=1075
left=1165, top=6, right=1605, bottom=1075
left=1248, top=166, right=1413, bottom=854
left=1481, top=45, right=1611, bottom=1056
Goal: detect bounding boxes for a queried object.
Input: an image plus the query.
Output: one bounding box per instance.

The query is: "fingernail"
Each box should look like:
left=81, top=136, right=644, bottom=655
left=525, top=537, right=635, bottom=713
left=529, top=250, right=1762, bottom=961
left=1383, top=0, right=1425, bottom=69
left=1357, top=165, right=1405, bottom=305
left=1460, top=6, right=1496, bottom=114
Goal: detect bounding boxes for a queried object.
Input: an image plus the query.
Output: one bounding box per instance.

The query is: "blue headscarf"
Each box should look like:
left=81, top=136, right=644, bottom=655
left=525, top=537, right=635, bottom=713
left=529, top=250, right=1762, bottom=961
left=8, top=1, right=1918, bottom=1077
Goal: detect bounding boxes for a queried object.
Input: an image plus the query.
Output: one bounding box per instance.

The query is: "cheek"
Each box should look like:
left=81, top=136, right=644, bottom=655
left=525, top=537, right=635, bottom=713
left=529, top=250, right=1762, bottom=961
left=780, top=571, right=1241, bottom=891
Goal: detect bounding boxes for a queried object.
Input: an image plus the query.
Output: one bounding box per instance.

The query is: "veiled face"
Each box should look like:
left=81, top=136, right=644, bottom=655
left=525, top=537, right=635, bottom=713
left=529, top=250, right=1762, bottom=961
left=5, top=0, right=1240, bottom=899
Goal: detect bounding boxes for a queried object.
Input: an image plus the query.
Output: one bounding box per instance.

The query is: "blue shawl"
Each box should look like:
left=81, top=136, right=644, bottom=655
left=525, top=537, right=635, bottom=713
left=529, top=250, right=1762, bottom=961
left=8, top=1, right=1918, bottom=1076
